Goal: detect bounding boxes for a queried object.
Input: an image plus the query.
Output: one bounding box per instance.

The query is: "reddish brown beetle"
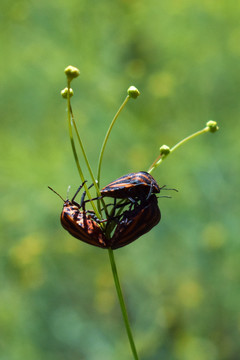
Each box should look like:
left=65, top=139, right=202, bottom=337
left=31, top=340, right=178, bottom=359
left=110, top=194, right=161, bottom=249
left=101, top=171, right=161, bottom=202
left=49, top=180, right=163, bottom=250
left=48, top=184, right=108, bottom=248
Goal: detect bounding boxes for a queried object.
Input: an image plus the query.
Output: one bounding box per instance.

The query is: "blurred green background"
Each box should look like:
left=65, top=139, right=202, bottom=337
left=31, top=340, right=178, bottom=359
left=1, top=1, right=239, bottom=359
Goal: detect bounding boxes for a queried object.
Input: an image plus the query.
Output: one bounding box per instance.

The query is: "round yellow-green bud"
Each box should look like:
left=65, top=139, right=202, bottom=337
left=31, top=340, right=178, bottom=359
left=64, top=65, right=80, bottom=81
left=159, top=145, right=170, bottom=157
left=206, top=120, right=219, bottom=133
left=61, top=87, right=74, bottom=99
left=127, top=86, right=140, bottom=99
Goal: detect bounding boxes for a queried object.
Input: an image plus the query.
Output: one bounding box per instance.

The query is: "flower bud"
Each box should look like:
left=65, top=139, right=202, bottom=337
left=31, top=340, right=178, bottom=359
left=127, top=86, right=140, bottom=99
left=206, top=120, right=219, bottom=133
left=61, top=87, right=74, bottom=99
left=159, top=145, right=170, bottom=157
left=64, top=66, right=80, bottom=81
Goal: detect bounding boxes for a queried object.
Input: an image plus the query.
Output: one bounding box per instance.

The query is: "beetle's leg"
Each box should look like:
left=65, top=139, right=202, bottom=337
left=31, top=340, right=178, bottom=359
left=71, top=181, right=87, bottom=203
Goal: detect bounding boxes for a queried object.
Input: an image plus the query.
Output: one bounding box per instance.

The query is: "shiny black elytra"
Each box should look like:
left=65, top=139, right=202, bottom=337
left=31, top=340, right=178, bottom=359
left=101, top=171, right=161, bottom=202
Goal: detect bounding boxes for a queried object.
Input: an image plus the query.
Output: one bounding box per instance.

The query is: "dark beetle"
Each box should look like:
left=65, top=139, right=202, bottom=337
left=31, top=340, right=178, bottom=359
left=49, top=179, right=161, bottom=250
left=110, top=194, right=161, bottom=249
left=101, top=171, right=161, bottom=201
left=49, top=183, right=108, bottom=248
left=60, top=200, right=108, bottom=248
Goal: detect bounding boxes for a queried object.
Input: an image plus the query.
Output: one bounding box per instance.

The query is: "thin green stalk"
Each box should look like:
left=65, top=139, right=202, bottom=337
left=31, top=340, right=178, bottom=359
left=148, top=126, right=210, bottom=174
left=70, top=106, right=108, bottom=217
left=108, top=249, right=139, bottom=360
left=66, top=81, right=101, bottom=218
left=70, top=106, right=101, bottom=197
left=169, top=127, right=209, bottom=154
left=97, top=95, right=130, bottom=186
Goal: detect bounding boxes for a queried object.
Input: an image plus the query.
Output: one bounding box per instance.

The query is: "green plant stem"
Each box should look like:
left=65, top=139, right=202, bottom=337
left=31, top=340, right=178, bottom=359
left=67, top=81, right=101, bottom=218
left=97, top=95, right=130, bottom=186
left=70, top=106, right=101, bottom=196
left=148, top=126, right=210, bottom=174
left=108, top=249, right=139, bottom=360
left=70, top=105, right=108, bottom=219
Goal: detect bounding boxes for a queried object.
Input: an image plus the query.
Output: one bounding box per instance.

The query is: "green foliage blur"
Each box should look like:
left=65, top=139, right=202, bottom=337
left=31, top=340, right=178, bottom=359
left=1, top=1, right=239, bottom=359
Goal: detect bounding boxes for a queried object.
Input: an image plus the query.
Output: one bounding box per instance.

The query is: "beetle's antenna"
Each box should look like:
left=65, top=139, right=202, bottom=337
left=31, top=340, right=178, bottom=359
left=160, top=185, right=178, bottom=192
left=48, top=186, right=65, bottom=202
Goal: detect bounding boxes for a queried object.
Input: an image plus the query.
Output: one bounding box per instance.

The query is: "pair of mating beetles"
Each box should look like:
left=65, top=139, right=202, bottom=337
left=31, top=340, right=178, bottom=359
left=50, top=171, right=165, bottom=250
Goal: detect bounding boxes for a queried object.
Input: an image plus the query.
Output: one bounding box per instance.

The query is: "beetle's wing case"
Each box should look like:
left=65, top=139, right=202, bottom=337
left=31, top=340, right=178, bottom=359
left=101, top=171, right=160, bottom=199
left=110, top=195, right=161, bottom=249
left=60, top=202, right=108, bottom=248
